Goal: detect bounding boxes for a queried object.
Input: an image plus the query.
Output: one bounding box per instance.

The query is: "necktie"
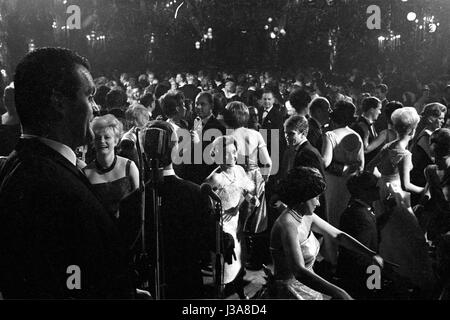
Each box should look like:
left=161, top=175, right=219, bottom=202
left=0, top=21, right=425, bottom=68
left=262, top=110, right=269, bottom=121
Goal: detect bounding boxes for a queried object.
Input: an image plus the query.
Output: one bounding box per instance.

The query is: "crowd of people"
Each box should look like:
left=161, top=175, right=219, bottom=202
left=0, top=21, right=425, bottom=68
left=0, top=47, right=450, bottom=300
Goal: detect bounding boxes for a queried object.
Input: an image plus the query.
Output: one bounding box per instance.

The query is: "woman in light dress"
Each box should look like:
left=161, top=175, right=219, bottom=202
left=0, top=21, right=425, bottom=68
left=367, top=107, right=435, bottom=295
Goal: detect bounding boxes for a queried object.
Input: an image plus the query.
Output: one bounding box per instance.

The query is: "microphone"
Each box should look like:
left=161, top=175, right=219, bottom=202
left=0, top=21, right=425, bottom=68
left=142, top=126, right=169, bottom=160
left=200, top=183, right=222, bottom=203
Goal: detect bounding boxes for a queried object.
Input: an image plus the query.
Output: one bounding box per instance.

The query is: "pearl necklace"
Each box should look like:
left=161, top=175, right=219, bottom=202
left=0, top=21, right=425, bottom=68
left=288, top=208, right=303, bottom=223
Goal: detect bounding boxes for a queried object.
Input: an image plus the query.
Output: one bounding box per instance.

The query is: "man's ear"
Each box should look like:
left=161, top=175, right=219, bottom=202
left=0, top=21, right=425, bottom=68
left=49, top=91, right=65, bottom=121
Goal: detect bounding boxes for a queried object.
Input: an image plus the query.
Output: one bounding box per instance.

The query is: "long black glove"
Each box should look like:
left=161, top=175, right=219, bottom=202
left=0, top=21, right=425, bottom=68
left=222, top=232, right=237, bottom=264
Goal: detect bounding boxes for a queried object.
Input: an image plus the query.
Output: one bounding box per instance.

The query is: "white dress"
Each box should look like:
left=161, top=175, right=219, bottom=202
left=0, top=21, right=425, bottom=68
left=206, top=165, right=255, bottom=284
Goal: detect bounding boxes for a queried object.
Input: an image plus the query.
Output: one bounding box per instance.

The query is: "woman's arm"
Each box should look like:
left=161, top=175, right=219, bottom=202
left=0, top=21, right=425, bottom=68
left=258, top=145, right=272, bottom=181
left=257, top=132, right=273, bottom=181
left=311, top=214, right=378, bottom=261
left=129, top=161, right=140, bottom=191
left=400, top=152, right=424, bottom=194
left=357, top=138, right=365, bottom=172
left=321, top=133, right=333, bottom=168
left=366, top=130, right=387, bottom=153
left=281, top=222, right=352, bottom=299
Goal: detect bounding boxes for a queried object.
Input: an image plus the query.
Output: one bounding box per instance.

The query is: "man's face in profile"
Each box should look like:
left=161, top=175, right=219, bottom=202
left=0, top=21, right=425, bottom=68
left=63, top=64, right=96, bottom=148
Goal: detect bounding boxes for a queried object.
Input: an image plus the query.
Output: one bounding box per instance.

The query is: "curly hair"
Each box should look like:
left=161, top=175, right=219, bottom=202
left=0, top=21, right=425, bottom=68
left=91, top=114, right=123, bottom=141
left=279, top=166, right=326, bottom=208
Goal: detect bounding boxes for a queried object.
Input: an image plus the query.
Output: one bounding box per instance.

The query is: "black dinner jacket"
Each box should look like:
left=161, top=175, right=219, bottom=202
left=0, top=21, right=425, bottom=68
left=307, top=117, right=324, bottom=153
left=187, top=115, right=226, bottom=185
left=119, top=174, right=214, bottom=299
left=260, top=105, right=286, bottom=158
left=292, top=140, right=325, bottom=176
left=0, top=138, right=132, bottom=299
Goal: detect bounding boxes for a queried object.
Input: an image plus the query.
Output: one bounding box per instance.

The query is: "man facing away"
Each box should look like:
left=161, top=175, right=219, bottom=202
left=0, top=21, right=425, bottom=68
left=0, top=47, right=133, bottom=299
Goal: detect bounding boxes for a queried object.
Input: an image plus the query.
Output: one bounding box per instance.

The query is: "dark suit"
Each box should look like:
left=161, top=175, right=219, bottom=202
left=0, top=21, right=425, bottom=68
left=241, top=88, right=261, bottom=108
left=337, top=199, right=378, bottom=299
left=307, top=117, right=324, bottom=153
left=374, top=99, right=389, bottom=133
left=260, top=105, right=286, bottom=159
left=277, top=141, right=327, bottom=220
left=119, top=174, right=213, bottom=299
left=352, top=116, right=379, bottom=166
left=187, top=115, right=226, bottom=185
left=0, top=139, right=132, bottom=298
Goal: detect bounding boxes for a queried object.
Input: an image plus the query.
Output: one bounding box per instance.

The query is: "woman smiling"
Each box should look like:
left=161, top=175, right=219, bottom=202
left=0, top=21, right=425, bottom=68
left=83, top=114, right=139, bottom=219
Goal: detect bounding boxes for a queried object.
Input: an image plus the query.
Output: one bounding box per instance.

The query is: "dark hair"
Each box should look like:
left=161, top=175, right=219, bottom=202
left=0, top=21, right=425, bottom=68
left=154, top=83, right=170, bottom=99
left=224, top=101, right=249, bottom=129
left=421, top=103, right=447, bottom=119
left=430, top=128, right=450, bottom=159
left=94, top=85, right=110, bottom=108
left=262, top=87, right=275, bottom=97
left=284, top=115, right=309, bottom=136
left=160, top=90, right=185, bottom=118
left=347, top=171, right=378, bottom=196
left=196, top=91, right=214, bottom=107
left=279, top=166, right=326, bottom=208
left=139, top=92, right=154, bottom=108
left=309, top=97, right=330, bottom=116
left=385, top=101, right=404, bottom=125
left=361, top=96, right=381, bottom=113
left=105, top=89, right=127, bottom=110
left=288, top=88, right=311, bottom=114
left=330, top=101, right=356, bottom=127
left=212, top=92, right=227, bottom=117
left=138, top=74, right=149, bottom=89
left=14, top=47, right=90, bottom=133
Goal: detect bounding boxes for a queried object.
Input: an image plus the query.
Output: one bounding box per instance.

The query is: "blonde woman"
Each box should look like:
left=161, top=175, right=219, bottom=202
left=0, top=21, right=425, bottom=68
left=83, top=114, right=139, bottom=219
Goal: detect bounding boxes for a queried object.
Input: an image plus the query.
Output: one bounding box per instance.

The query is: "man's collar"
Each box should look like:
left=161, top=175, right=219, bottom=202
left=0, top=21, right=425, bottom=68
left=163, top=168, right=176, bottom=177
left=21, top=134, right=77, bottom=166
left=202, top=114, right=213, bottom=125
left=352, top=198, right=374, bottom=214
left=310, top=116, right=322, bottom=128
left=264, top=105, right=274, bottom=114
left=295, top=139, right=308, bottom=149
left=361, top=115, right=373, bottom=125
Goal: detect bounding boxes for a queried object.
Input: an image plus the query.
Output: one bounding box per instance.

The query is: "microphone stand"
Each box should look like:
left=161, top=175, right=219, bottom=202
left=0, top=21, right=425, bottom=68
left=212, top=198, right=224, bottom=299
left=150, top=157, right=164, bottom=300
left=134, top=128, right=152, bottom=294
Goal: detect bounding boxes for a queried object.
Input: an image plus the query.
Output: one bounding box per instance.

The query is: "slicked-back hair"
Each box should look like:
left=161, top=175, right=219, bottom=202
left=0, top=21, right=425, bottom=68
left=14, top=47, right=90, bottom=132
left=288, top=88, right=311, bottom=114
left=361, top=96, right=381, bottom=113
left=160, top=90, right=185, bottom=118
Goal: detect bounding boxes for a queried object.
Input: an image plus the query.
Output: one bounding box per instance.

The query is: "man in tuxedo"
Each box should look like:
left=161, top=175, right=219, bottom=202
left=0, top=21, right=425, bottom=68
left=351, top=97, right=382, bottom=166
left=189, top=91, right=226, bottom=184
left=119, top=120, right=214, bottom=299
left=288, top=87, right=311, bottom=117
left=337, top=171, right=380, bottom=299
left=374, top=84, right=389, bottom=132
left=276, top=115, right=326, bottom=220
left=179, top=73, right=201, bottom=103
left=0, top=48, right=133, bottom=298
left=241, top=78, right=260, bottom=108
left=260, top=88, right=285, bottom=159
left=308, top=97, right=331, bottom=153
